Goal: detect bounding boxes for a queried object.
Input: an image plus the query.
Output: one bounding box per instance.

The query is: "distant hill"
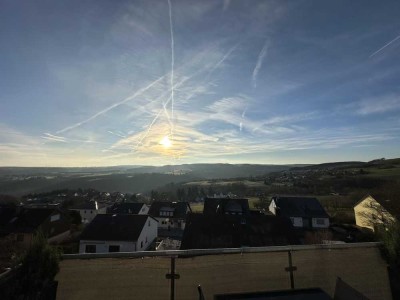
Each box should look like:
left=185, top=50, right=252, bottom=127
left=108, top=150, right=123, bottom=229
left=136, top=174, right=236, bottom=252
left=0, top=163, right=306, bottom=196
left=289, top=158, right=400, bottom=172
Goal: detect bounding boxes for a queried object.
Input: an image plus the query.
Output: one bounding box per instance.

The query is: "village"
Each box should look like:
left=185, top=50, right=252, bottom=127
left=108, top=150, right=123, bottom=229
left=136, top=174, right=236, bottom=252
left=0, top=190, right=394, bottom=256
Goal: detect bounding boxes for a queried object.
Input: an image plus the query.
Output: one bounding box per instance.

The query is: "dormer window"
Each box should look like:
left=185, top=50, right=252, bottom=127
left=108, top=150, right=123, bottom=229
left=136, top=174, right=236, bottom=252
left=160, top=207, right=175, bottom=217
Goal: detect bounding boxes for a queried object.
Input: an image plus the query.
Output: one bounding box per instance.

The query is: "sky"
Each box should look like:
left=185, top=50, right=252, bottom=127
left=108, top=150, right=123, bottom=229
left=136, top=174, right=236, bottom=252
left=0, top=0, right=400, bottom=167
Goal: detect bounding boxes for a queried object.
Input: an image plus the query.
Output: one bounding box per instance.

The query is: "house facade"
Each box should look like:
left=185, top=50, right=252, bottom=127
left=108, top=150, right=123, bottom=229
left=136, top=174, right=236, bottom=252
left=354, top=195, right=396, bottom=231
left=148, top=202, right=191, bottom=230
left=70, top=201, right=107, bottom=224
left=269, top=196, right=330, bottom=229
left=79, top=214, right=157, bottom=253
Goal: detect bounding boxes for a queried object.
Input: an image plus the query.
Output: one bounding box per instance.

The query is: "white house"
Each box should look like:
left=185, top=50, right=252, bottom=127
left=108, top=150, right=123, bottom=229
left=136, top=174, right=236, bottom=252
left=79, top=214, right=158, bottom=253
left=148, top=201, right=191, bottom=230
left=354, top=195, right=397, bottom=231
left=70, top=201, right=107, bottom=224
left=269, top=196, right=330, bottom=229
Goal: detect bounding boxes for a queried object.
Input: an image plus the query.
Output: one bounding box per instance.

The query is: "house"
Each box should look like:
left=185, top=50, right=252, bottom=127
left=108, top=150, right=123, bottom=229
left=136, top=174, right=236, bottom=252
left=79, top=214, right=158, bottom=253
left=70, top=201, right=107, bottom=224
left=0, top=207, right=71, bottom=247
left=107, top=202, right=149, bottom=215
left=354, top=195, right=397, bottom=231
left=148, top=201, right=191, bottom=230
left=269, top=196, right=329, bottom=229
left=181, top=213, right=299, bottom=249
left=203, top=197, right=250, bottom=215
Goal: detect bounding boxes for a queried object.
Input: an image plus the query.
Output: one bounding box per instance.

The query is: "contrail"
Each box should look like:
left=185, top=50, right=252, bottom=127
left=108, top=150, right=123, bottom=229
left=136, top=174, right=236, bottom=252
left=107, top=131, right=126, bottom=138
left=167, top=0, right=175, bottom=135
left=370, top=34, right=400, bottom=58
left=252, top=39, right=269, bottom=88
left=134, top=108, right=163, bottom=151
left=207, top=42, right=240, bottom=79
left=56, top=74, right=167, bottom=134
left=42, top=133, right=67, bottom=143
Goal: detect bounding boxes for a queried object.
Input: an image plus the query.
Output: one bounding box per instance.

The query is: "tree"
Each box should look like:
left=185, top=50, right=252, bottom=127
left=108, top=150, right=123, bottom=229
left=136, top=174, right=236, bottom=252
left=2, top=232, right=61, bottom=299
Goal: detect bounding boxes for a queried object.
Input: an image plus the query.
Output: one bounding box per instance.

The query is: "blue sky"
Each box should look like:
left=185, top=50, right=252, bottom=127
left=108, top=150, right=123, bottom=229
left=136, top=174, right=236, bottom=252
left=1, top=0, right=400, bottom=166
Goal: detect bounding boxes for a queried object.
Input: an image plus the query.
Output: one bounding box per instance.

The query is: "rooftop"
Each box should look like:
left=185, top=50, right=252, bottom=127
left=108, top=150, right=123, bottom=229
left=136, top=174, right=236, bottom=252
left=107, top=202, right=145, bottom=214
left=181, top=213, right=299, bottom=249
left=80, top=214, right=154, bottom=242
left=272, top=196, right=329, bottom=218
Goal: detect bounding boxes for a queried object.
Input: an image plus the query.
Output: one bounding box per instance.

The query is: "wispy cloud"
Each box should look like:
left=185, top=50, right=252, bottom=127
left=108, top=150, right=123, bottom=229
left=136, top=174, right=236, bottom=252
left=370, top=34, right=400, bottom=58
left=42, top=133, right=67, bottom=143
left=252, top=39, right=269, bottom=88
left=355, top=94, right=400, bottom=115
left=56, top=74, right=167, bottom=134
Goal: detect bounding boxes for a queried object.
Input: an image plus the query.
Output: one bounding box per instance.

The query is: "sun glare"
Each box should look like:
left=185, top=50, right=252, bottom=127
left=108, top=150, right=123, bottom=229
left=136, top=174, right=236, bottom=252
left=160, top=135, right=172, bottom=148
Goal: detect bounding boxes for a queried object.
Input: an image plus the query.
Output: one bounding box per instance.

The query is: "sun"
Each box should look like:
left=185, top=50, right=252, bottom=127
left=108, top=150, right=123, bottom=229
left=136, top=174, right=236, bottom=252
left=159, top=135, right=172, bottom=148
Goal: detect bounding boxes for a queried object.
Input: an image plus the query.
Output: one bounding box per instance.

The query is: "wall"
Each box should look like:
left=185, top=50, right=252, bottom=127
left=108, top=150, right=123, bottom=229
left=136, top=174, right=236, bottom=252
left=79, top=240, right=136, bottom=253
left=155, top=217, right=183, bottom=229
left=57, top=243, right=392, bottom=300
left=354, top=196, right=394, bottom=231
left=139, top=205, right=149, bottom=215
left=136, top=217, right=157, bottom=251
left=268, top=200, right=276, bottom=215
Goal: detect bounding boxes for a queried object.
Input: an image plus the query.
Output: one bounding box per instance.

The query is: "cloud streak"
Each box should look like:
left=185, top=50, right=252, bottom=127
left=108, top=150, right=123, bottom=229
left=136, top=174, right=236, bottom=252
left=252, top=39, right=269, bottom=88
left=369, top=34, right=400, bottom=58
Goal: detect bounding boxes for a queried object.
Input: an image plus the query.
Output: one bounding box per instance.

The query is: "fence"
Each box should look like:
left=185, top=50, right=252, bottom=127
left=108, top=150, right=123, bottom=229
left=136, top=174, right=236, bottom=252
left=57, top=242, right=392, bottom=300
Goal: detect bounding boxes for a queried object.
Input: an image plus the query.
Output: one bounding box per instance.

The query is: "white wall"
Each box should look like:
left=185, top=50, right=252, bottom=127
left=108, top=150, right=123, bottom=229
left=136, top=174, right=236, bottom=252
left=155, top=217, right=184, bottom=229
left=312, top=217, right=330, bottom=228
left=79, top=216, right=158, bottom=253
left=269, top=200, right=277, bottom=215
left=139, top=204, right=149, bottom=215
left=290, top=217, right=303, bottom=227
left=72, top=206, right=107, bottom=224
left=136, top=217, right=158, bottom=251
left=79, top=240, right=136, bottom=253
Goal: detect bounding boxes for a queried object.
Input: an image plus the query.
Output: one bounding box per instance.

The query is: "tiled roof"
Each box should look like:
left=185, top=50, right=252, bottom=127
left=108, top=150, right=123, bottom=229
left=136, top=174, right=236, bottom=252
left=3, top=208, right=55, bottom=233
left=107, top=202, right=145, bottom=214
left=273, top=196, right=329, bottom=218
left=80, top=214, right=153, bottom=241
left=181, top=213, right=299, bottom=249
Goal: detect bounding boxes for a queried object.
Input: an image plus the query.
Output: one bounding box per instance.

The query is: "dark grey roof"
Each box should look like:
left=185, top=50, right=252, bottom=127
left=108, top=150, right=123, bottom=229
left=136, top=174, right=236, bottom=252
left=203, top=198, right=249, bottom=215
left=334, top=277, right=370, bottom=300
left=80, top=214, right=152, bottom=241
left=148, top=201, right=191, bottom=219
left=70, top=201, right=98, bottom=210
left=4, top=208, right=55, bottom=233
left=181, top=213, right=299, bottom=249
left=273, top=196, right=329, bottom=218
left=108, top=203, right=145, bottom=214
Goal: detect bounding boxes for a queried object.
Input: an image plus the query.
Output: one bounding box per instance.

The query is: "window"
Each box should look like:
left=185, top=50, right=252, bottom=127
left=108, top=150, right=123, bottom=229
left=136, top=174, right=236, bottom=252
left=108, top=245, right=120, bottom=252
left=148, top=220, right=150, bottom=226
left=141, top=241, right=143, bottom=248
left=50, top=214, right=60, bottom=222
left=90, top=210, right=93, bottom=214
left=85, top=245, right=96, bottom=253
left=316, top=218, right=325, bottom=225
